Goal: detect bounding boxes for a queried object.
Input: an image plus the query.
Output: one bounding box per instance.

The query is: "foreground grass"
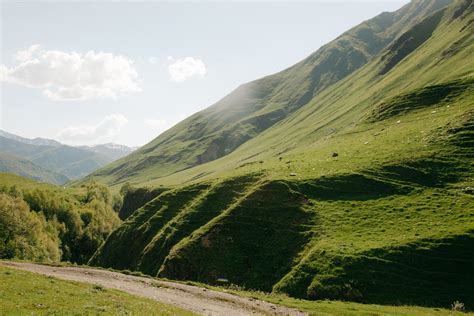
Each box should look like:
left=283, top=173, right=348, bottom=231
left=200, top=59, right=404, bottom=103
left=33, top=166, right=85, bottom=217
left=0, top=266, right=194, bottom=315
left=1, top=262, right=467, bottom=315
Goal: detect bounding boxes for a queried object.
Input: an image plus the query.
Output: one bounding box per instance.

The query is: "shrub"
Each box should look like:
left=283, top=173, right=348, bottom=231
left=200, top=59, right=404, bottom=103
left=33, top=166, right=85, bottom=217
left=451, top=300, right=465, bottom=312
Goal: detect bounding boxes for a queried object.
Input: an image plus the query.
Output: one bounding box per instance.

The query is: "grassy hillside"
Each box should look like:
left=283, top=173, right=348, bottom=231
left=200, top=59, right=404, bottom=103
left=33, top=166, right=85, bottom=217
left=89, top=0, right=474, bottom=311
left=0, top=173, right=121, bottom=263
left=0, top=266, right=193, bottom=315
left=0, top=153, right=69, bottom=185
left=118, top=184, right=168, bottom=220
left=80, top=0, right=451, bottom=187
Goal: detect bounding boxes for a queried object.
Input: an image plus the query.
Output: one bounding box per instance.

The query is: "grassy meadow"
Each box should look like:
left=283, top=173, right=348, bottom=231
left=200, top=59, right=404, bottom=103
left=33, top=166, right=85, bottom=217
left=0, top=266, right=194, bottom=315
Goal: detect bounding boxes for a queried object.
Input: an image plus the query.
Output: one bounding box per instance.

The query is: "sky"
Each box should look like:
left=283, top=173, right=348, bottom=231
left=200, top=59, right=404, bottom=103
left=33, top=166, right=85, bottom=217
left=0, top=0, right=408, bottom=147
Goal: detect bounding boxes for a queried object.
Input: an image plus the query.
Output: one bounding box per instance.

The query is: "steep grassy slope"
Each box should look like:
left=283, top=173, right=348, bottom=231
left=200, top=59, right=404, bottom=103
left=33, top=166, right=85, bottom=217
left=118, top=185, right=167, bottom=220
left=90, top=0, right=474, bottom=311
left=0, top=153, right=69, bottom=185
left=82, top=0, right=451, bottom=187
left=131, top=0, right=473, bottom=189
left=93, top=106, right=474, bottom=308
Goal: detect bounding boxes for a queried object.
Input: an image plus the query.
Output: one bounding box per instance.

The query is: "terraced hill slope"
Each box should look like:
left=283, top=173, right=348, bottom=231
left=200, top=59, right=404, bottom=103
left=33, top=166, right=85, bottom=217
left=89, top=0, right=474, bottom=310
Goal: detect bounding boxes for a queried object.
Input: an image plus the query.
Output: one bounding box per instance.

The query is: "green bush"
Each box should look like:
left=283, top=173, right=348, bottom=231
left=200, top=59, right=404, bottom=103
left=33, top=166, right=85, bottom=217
left=0, top=178, right=120, bottom=264
left=0, top=193, right=60, bottom=262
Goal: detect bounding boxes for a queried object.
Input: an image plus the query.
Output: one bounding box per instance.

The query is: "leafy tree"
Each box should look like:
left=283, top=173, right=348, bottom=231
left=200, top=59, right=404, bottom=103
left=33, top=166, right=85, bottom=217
left=0, top=180, right=120, bottom=264
left=0, top=193, right=60, bottom=261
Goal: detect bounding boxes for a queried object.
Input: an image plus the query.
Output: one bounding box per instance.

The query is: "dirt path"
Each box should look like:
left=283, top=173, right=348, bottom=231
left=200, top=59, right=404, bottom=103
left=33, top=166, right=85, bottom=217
left=0, top=261, right=306, bottom=316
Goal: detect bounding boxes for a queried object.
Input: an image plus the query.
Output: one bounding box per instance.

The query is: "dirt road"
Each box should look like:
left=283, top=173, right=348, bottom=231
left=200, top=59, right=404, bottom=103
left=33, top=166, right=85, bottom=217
left=0, top=261, right=306, bottom=315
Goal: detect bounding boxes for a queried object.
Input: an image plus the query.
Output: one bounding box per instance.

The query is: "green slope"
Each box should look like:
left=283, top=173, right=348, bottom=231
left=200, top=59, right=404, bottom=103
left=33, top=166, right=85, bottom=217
left=89, top=0, right=474, bottom=310
left=0, top=153, right=69, bottom=185
left=128, top=0, right=473, bottom=189
left=81, top=0, right=451, bottom=187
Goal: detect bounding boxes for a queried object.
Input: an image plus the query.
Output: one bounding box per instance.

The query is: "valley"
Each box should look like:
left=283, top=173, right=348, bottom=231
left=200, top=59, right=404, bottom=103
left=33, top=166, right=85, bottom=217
left=1, top=0, right=473, bottom=314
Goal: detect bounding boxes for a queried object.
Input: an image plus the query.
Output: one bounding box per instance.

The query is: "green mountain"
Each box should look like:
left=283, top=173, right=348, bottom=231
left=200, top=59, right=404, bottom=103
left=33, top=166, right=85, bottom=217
left=0, top=132, right=135, bottom=182
left=82, top=0, right=451, bottom=187
left=0, top=153, right=69, bottom=185
left=0, top=135, right=109, bottom=180
left=0, top=130, right=62, bottom=147
left=88, top=0, right=473, bottom=310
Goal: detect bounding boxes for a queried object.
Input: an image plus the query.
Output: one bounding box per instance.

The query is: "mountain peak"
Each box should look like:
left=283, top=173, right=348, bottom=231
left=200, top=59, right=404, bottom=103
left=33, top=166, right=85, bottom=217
left=0, top=129, right=61, bottom=147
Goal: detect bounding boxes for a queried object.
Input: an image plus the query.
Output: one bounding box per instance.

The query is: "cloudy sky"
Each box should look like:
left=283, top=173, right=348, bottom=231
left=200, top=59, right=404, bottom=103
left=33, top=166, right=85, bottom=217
left=1, top=0, right=407, bottom=147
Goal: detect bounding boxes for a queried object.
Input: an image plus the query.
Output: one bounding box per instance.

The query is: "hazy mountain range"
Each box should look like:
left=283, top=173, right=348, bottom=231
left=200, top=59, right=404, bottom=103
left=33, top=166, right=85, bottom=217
left=0, top=130, right=136, bottom=184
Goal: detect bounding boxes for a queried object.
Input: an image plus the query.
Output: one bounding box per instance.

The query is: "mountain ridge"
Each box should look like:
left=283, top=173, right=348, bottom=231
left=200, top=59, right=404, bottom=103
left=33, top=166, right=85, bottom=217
left=81, top=0, right=453, bottom=187
left=0, top=152, right=70, bottom=185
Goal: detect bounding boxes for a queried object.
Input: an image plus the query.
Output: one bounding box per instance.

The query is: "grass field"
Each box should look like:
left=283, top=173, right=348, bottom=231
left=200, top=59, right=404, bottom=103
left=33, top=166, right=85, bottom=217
left=0, top=266, right=194, bottom=315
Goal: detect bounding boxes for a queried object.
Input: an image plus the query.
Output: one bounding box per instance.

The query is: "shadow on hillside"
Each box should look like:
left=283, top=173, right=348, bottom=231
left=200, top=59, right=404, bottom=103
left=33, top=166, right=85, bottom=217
left=332, top=233, right=474, bottom=310
left=158, top=181, right=320, bottom=292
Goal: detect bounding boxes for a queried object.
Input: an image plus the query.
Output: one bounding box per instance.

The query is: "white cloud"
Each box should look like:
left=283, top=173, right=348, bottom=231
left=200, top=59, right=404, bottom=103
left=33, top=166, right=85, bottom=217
left=57, top=114, right=128, bottom=145
left=168, top=57, right=206, bottom=82
left=14, top=44, right=41, bottom=62
left=0, top=65, right=8, bottom=82
left=1, top=45, right=141, bottom=101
